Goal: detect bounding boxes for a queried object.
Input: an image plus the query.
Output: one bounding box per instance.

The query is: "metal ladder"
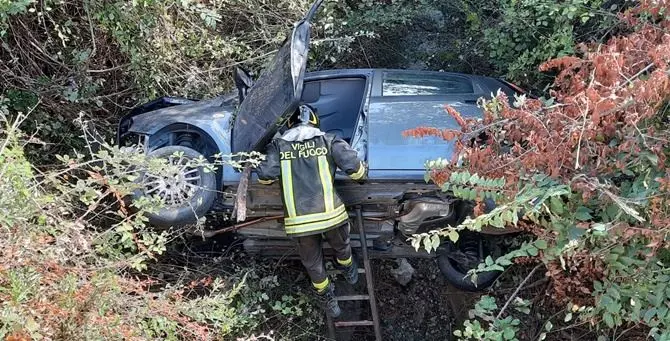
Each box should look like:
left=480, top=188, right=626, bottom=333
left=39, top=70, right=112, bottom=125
left=326, top=207, right=382, bottom=341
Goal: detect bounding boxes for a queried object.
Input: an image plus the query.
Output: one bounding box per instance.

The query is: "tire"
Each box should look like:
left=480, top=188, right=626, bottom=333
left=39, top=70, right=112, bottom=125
left=437, top=238, right=501, bottom=292
left=133, top=145, right=216, bottom=228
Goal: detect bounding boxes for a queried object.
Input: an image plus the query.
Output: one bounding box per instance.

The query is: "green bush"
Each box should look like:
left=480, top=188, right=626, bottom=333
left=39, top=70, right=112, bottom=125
left=410, top=3, right=670, bottom=335
left=0, top=96, right=314, bottom=339
left=482, top=0, right=622, bottom=90
left=0, top=0, right=626, bottom=162
left=94, top=0, right=315, bottom=99
left=0, top=0, right=319, bottom=162
left=310, top=0, right=449, bottom=69
left=314, top=0, right=625, bottom=91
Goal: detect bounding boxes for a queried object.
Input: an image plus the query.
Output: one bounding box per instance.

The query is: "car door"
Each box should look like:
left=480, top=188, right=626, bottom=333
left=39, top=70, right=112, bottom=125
left=300, top=72, right=372, bottom=180
left=231, top=0, right=324, bottom=154
left=366, top=70, right=492, bottom=180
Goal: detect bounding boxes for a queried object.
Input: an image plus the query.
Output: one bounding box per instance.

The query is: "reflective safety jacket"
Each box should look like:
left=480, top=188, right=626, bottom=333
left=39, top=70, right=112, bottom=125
left=256, top=126, right=366, bottom=237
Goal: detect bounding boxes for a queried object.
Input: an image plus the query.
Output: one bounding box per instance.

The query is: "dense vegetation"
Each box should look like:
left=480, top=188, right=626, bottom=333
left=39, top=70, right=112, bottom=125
left=1, top=0, right=627, bottom=157
left=2, top=0, right=665, bottom=340
left=408, top=0, right=670, bottom=339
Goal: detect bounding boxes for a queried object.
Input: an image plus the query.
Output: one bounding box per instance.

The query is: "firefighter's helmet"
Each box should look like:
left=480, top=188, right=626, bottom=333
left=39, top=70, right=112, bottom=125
left=287, top=104, right=320, bottom=128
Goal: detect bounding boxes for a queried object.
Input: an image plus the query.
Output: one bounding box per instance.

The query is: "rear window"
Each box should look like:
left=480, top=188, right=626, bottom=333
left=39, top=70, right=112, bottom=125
left=382, top=72, right=474, bottom=96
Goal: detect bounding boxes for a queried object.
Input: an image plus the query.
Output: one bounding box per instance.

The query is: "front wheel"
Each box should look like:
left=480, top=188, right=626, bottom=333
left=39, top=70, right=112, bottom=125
left=133, top=145, right=217, bottom=228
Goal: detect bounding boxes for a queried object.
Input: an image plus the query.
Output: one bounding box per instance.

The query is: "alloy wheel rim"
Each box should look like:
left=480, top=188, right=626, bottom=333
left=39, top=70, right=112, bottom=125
left=142, top=155, right=201, bottom=207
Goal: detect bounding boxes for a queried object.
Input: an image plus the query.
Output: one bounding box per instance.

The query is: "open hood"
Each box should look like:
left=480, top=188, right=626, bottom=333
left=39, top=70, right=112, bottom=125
left=231, top=0, right=324, bottom=153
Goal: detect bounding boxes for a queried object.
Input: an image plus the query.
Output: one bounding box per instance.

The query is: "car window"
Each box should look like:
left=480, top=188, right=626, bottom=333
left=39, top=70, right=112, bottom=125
left=367, top=101, right=483, bottom=171
left=382, top=72, right=474, bottom=96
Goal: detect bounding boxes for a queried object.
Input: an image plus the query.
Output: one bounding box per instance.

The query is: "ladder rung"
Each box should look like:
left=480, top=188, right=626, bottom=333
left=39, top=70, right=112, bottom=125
left=336, top=295, right=370, bottom=301
left=327, top=268, right=366, bottom=275
left=334, top=320, right=375, bottom=328
left=327, top=208, right=382, bottom=341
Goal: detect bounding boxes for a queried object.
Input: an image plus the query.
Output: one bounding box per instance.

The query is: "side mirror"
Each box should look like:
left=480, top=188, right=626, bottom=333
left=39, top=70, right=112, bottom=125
left=234, top=66, right=254, bottom=103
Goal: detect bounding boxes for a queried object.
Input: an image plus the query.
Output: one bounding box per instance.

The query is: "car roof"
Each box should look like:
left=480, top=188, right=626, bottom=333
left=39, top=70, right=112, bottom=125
left=305, top=68, right=491, bottom=79
left=304, top=68, right=510, bottom=98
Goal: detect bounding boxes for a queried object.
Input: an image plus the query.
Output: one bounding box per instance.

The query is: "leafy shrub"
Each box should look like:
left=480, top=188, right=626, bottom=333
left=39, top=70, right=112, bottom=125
left=453, top=295, right=532, bottom=341
left=482, top=0, right=622, bottom=90
left=0, top=0, right=627, bottom=163
left=315, top=0, right=625, bottom=91
left=0, top=0, right=321, bottom=162
left=94, top=0, right=316, bottom=99
left=0, top=98, right=308, bottom=339
left=408, top=1, right=670, bottom=339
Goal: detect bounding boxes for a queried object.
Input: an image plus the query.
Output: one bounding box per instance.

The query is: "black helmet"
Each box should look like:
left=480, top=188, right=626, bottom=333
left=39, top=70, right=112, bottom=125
left=287, top=104, right=320, bottom=128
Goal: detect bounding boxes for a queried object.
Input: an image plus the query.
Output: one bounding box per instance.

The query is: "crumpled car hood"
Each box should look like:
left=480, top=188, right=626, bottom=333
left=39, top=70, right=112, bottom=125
left=129, top=96, right=234, bottom=135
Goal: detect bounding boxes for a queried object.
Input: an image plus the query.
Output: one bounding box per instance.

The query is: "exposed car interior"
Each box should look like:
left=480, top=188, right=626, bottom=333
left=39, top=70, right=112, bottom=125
left=300, top=77, right=367, bottom=143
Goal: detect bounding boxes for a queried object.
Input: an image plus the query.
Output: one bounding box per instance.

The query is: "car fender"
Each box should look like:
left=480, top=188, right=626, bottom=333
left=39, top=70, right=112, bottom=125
left=126, top=98, right=239, bottom=185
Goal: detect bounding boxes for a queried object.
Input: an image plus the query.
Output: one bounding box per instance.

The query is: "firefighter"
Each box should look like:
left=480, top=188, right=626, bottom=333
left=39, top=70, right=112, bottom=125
left=255, top=104, right=367, bottom=318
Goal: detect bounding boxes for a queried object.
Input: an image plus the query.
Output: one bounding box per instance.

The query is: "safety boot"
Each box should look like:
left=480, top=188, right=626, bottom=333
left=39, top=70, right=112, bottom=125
left=339, top=256, right=359, bottom=285
left=316, top=282, right=341, bottom=318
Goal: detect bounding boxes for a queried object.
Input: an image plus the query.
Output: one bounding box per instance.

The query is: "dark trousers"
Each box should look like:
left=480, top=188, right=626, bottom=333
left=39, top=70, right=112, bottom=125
left=295, top=222, right=352, bottom=287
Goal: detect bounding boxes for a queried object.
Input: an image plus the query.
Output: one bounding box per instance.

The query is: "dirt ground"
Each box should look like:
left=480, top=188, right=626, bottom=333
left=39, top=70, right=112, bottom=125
left=161, top=232, right=650, bottom=341
left=168, top=233, right=484, bottom=340
left=324, top=257, right=481, bottom=341
left=162, top=229, right=606, bottom=341
left=375, top=259, right=480, bottom=341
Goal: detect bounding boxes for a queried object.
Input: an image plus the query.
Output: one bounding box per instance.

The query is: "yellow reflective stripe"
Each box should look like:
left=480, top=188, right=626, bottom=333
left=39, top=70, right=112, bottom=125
left=284, top=205, right=346, bottom=226
left=258, top=179, right=275, bottom=185
left=285, top=210, right=349, bottom=235
left=337, top=256, right=352, bottom=266
left=309, top=113, right=319, bottom=125
left=317, top=155, right=334, bottom=212
left=313, top=277, right=329, bottom=291
left=350, top=161, right=366, bottom=180
left=280, top=160, right=297, bottom=217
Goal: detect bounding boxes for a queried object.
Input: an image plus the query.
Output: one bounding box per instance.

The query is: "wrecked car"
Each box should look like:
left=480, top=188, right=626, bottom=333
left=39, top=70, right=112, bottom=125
left=116, top=0, right=523, bottom=291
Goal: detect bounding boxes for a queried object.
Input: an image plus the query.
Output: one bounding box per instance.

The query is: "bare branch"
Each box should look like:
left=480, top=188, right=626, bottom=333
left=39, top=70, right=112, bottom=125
left=496, top=263, right=543, bottom=320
